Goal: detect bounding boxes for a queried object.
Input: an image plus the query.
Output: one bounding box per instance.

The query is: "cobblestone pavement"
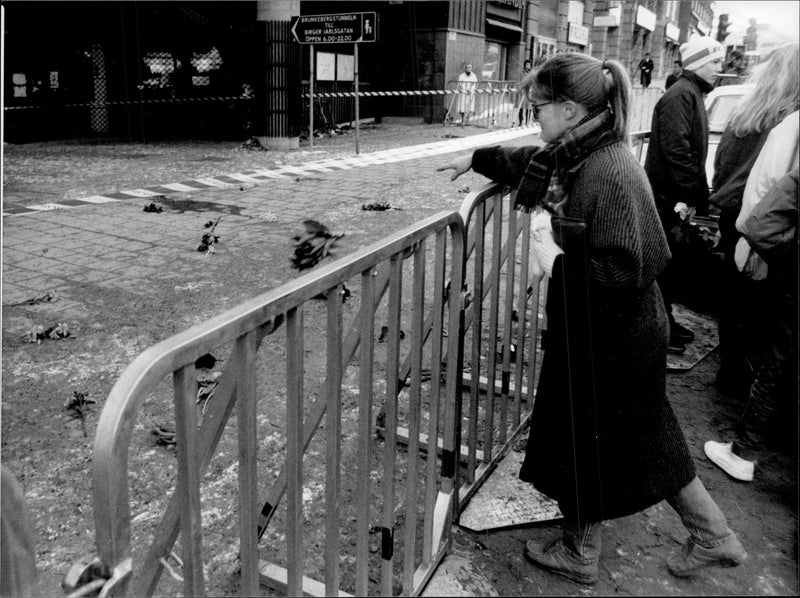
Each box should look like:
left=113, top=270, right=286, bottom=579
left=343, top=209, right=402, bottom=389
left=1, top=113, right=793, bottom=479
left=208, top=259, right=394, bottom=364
left=2, top=122, right=797, bottom=597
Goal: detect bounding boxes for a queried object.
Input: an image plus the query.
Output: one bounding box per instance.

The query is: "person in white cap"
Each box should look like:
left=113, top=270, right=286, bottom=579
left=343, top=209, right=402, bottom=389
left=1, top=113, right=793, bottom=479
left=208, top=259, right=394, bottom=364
left=644, top=35, right=724, bottom=354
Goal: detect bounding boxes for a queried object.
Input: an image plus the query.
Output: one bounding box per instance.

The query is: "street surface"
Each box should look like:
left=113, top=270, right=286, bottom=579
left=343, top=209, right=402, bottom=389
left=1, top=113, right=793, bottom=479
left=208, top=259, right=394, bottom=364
left=2, top=122, right=797, bottom=596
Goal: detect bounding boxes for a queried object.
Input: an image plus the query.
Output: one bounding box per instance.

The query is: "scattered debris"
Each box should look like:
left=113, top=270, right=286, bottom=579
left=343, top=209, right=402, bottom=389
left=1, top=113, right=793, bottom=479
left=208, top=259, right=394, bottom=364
left=378, top=326, right=405, bottom=343
left=195, top=353, right=218, bottom=370
left=312, top=284, right=350, bottom=302
left=198, top=217, right=221, bottom=255
left=151, top=425, right=176, bottom=447
left=64, top=391, right=96, bottom=438
left=361, top=203, right=395, bottom=211
left=21, top=322, right=71, bottom=344
left=143, top=202, right=164, bottom=213
left=196, top=371, right=222, bottom=415
left=458, top=186, right=471, bottom=194
left=14, top=289, right=59, bottom=306
left=290, top=219, right=344, bottom=271
left=241, top=136, right=269, bottom=151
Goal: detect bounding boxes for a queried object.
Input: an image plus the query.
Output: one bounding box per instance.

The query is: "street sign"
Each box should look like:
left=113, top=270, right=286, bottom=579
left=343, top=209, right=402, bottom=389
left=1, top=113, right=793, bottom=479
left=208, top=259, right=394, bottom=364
left=291, top=12, right=377, bottom=44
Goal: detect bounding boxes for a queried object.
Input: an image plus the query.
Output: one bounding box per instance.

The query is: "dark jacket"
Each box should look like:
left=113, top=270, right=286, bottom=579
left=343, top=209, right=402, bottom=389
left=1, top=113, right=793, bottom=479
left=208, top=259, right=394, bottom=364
left=472, top=141, right=696, bottom=522
left=741, top=168, right=798, bottom=286
left=708, top=127, right=772, bottom=259
left=710, top=128, right=771, bottom=212
left=644, top=70, right=714, bottom=217
left=665, top=73, right=679, bottom=89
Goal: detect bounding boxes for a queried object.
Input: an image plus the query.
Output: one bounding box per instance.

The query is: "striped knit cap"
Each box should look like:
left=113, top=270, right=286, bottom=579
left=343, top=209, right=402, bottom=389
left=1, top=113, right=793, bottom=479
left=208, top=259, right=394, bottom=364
left=680, top=36, right=724, bottom=71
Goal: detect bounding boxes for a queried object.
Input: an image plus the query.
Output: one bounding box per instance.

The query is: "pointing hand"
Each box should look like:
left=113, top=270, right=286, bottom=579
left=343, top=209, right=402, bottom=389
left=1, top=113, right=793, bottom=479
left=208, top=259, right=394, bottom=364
left=436, top=154, right=473, bottom=181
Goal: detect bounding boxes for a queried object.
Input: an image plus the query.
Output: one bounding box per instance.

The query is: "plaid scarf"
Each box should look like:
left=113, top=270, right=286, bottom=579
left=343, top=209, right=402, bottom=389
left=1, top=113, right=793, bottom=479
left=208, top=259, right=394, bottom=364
left=514, top=109, right=617, bottom=213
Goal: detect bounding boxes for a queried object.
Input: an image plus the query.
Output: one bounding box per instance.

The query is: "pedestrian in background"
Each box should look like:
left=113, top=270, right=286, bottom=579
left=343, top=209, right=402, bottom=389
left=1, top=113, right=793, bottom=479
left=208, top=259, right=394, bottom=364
left=517, top=58, right=533, bottom=127
left=456, top=62, right=478, bottom=127
left=665, top=59, right=682, bottom=89
left=705, top=166, right=798, bottom=482
left=644, top=35, right=724, bottom=354
left=708, top=43, right=799, bottom=398
left=638, top=52, right=654, bottom=88
left=438, top=52, right=745, bottom=585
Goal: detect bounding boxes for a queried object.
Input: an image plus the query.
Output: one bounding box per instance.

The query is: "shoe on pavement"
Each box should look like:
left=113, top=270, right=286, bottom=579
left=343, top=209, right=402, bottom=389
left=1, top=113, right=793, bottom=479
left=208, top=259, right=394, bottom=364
left=667, top=534, right=747, bottom=577
left=704, top=440, right=755, bottom=482
left=524, top=538, right=598, bottom=585
left=671, top=322, right=695, bottom=343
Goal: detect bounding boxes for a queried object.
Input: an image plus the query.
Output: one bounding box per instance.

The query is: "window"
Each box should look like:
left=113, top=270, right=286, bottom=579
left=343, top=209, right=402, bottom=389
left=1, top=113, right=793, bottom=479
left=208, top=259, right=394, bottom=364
left=482, top=42, right=507, bottom=81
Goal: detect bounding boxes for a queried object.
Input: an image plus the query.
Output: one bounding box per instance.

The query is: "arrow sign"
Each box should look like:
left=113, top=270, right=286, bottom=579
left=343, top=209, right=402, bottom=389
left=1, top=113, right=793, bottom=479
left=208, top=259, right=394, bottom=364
left=291, top=12, right=377, bottom=44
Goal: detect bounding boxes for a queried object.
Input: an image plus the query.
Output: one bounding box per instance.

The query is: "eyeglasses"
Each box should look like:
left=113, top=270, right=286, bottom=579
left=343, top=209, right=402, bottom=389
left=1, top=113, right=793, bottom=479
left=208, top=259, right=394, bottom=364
left=531, top=101, right=552, bottom=119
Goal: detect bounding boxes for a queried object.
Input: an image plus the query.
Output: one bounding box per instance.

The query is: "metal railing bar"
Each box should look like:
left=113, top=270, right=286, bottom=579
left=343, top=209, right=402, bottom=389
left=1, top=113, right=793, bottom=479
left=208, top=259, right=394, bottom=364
left=286, top=306, right=305, bottom=597
left=355, top=268, right=376, bottom=597
left=325, top=287, right=344, bottom=597
left=422, top=230, right=447, bottom=563
left=525, top=278, right=546, bottom=406
left=381, top=256, right=403, bottom=597
left=466, top=199, right=486, bottom=483
left=236, top=331, right=260, bottom=597
left=97, top=217, right=453, bottom=584
left=456, top=411, right=534, bottom=510
left=513, top=212, right=532, bottom=428
left=259, top=561, right=354, bottom=597
left=256, top=268, right=390, bottom=539
left=498, top=206, right=518, bottom=445
left=483, top=196, right=504, bottom=464
left=403, top=242, right=426, bottom=594
left=173, top=365, right=206, bottom=596
left=140, top=320, right=276, bottom=595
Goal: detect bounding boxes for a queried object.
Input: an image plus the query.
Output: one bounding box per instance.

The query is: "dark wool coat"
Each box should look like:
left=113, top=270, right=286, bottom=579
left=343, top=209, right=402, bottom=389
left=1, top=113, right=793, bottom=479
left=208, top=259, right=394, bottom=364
left=644, top=71, right=714, bottom=218
left=472, top=141, right=697, bottom=522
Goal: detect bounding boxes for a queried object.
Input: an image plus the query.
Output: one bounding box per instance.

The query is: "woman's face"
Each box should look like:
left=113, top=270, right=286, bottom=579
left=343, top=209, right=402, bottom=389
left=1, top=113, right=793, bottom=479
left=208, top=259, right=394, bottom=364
left=530, top=96, right=572, bottom=143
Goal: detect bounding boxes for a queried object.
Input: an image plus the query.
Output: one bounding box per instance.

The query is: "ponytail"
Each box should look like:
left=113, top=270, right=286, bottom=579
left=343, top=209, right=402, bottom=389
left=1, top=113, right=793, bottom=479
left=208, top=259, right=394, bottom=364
left=601, top=59, right=631, bottom=143
left=530, top=54, right=632, bottom=142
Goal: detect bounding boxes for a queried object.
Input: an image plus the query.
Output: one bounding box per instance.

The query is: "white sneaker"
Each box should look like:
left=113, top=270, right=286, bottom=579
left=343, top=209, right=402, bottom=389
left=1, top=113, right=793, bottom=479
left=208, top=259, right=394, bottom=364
left=704, top=441, right=754, bottom=482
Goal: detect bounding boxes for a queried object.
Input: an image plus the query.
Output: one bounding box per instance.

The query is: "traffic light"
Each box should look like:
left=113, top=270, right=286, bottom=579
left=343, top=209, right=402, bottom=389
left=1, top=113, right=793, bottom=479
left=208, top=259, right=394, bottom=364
left=716, top=14, right=730, bottom=43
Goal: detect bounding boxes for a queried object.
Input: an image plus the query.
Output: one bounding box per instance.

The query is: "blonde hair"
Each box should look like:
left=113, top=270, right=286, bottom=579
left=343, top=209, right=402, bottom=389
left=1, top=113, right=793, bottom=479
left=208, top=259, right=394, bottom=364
left=727, top=43, right=800, bottom=136
left=525, top=53, right=631, bottom=142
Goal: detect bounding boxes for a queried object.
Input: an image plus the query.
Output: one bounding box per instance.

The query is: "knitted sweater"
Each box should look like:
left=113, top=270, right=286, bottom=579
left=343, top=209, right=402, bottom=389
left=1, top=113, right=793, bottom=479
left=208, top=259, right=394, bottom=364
left=472, top=140, right=695, bottom=521
left=473, top=141, right=671, bottom=296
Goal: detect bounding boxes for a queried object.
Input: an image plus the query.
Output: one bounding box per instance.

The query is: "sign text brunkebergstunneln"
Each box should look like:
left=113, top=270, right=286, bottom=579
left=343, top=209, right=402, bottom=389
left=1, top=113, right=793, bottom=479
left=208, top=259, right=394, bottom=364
left=291, top=12, right=378, bottom=44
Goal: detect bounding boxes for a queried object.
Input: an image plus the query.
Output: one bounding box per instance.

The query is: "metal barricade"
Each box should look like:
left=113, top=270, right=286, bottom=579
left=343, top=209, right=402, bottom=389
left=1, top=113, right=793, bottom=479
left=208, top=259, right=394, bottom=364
left=443, top=80, right=522, bottom=129
left=629, top=87, right=663, bottom=133
left=64, top=212, right=465, bottom=597
left=455, top=183, right=546, bottom=510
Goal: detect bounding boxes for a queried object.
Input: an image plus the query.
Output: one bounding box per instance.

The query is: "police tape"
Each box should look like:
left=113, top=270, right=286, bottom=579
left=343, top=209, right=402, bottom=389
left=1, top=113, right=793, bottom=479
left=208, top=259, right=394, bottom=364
left=4, top=87, right=520, bottom=110
left=303, top=88, right=518, bottom=99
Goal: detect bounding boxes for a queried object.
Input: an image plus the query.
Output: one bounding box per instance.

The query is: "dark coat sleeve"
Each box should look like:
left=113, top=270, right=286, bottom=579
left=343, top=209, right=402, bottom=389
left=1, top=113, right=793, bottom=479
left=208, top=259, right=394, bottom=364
left=653, top=91, right=709, bottom=207
left=471, top=143, right=546, bottom=188
left=741, top=168, right=798, bottom=268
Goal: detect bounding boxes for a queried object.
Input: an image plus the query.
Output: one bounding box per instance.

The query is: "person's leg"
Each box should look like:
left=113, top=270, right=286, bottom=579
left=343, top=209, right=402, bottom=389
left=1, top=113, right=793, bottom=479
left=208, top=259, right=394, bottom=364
left=524, top=517, right=601, bottom=584
left=666, top=476, right=746, bottom=577
left=734, top=282, right=797, bottom=461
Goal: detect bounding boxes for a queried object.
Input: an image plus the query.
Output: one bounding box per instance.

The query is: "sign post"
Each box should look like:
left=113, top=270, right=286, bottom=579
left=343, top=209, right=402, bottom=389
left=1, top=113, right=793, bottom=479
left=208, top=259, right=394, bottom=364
left=291, top=12, right=377, bottom=154
left=309, top=45, right=314, bottom=149
left=354, top=43, right=359, bottom=154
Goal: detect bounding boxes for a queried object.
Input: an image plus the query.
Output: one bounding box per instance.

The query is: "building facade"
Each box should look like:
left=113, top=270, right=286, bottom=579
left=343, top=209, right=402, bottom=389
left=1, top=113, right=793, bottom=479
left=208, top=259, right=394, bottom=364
left=3, top=0, right=715, bottom=143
